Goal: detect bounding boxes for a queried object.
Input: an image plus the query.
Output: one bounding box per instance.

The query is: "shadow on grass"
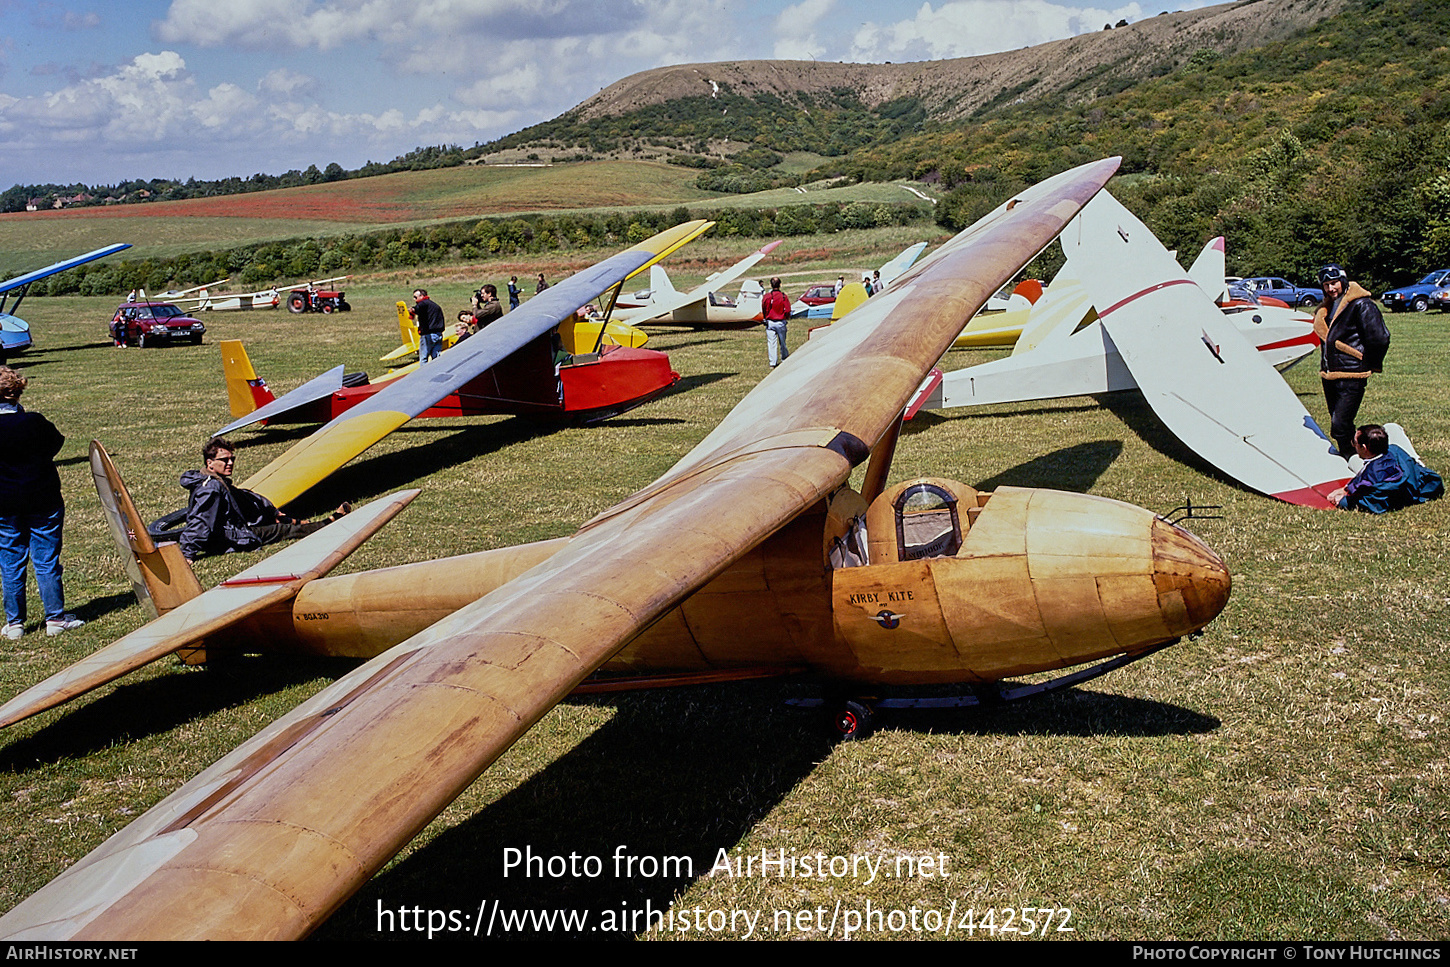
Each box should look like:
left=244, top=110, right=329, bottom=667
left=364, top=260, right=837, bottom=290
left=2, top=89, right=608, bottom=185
left=970, top=439, right=1123, bottom=493
left=319, top=683, right=833, bottom=940
left=318, top=679, right=1214, bottom=940
left=32, top=342, right=114, bottom=355
left=71, top=591, right=139, bottom=625
left=0, top=655, right=354, bottom=767
left=651, top=336, right=732, bottom=352
left=1092, top=392, right=1262, bottom=499
left=666, top=371, right=734, bottom=396
left=871, top=687, right=1218, bottom=739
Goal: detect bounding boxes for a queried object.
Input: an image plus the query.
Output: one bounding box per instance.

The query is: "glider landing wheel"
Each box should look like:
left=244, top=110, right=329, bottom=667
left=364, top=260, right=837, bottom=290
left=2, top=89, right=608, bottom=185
left=833, top=699, right=874, bottom=742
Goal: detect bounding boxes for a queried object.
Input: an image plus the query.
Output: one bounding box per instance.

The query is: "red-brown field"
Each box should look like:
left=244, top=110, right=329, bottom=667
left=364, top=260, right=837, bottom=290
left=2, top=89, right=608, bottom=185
left=4, top=161, right=712, bottom=226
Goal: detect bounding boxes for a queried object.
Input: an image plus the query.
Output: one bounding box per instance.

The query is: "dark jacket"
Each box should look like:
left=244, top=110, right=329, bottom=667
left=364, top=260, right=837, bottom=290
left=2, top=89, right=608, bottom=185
left=0, top=408, right=64, bottom=516
left=414, top=297, right=446, bottom=335
left=178, top=470, right=280, bottom=559
left=1339, top=445, right=1444, bottom=513
left=1316, top=283, right=1390, bottom=379
left=472, top=298, right=503, bottom=328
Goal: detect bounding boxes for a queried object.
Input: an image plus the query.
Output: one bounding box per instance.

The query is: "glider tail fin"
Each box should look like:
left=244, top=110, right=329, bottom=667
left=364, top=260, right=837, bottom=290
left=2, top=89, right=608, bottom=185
left=649, top=264, right=677, bottom=295
left=380, top=301, right=421, bottom=361
left=221, top=340, right=277, bottom=418
left=90, top=441, right=204, bottom=624
left=832, top=282, right=870, bottom=321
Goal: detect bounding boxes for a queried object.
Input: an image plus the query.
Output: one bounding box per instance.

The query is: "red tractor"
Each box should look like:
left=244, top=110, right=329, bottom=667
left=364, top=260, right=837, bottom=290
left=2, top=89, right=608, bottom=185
left=285, top=275, right=351, bottom=314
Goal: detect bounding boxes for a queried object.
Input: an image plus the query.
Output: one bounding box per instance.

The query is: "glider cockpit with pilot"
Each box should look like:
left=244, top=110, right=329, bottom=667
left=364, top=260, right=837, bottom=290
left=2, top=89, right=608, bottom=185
left=0, top=244, right=131, bottom=360
left=0, top=159, right=1234, bottom=941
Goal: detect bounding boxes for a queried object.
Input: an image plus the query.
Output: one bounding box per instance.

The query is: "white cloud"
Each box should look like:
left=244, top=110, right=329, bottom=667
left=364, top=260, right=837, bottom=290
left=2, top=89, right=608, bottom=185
left=0, top=49, right=488, bottom=180
left=773, top=0, right=833, bottom=60
left=154, top=0, right=316, bottom=49
left=260, top=67, right=317, bottom=97
left=849, top=0, right=1145, bottom=61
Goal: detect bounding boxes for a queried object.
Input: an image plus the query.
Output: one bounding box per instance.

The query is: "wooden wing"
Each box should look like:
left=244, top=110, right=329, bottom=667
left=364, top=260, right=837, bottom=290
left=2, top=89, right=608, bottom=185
left=0, top=489, right=420, bottom=730
left=238, top=220, right=714, bottom=507
left=0, top=159, right=1117, bottom=940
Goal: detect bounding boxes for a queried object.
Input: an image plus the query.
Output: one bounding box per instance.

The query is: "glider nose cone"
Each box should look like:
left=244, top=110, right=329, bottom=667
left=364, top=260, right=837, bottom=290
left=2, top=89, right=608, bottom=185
left=1149, top=518, right=1231, bottom=637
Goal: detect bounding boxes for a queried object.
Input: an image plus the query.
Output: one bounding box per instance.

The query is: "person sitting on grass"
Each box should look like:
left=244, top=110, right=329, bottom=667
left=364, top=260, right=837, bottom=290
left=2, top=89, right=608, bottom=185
left=178, top=437, right=350, bottom=561
left=1327, top=424, right=1444, bottom=514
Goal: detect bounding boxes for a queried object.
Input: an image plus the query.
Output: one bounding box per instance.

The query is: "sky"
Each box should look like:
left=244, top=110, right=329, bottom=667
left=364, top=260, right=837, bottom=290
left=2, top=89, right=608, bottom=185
left=0, top=0, right=1225, bottom=188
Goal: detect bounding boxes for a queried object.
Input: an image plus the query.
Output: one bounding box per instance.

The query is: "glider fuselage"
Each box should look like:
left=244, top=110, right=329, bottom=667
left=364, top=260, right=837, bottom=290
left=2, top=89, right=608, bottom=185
left=257, top=339, right=679, bottom=425
left=226, top=480, right=1229, bottom=689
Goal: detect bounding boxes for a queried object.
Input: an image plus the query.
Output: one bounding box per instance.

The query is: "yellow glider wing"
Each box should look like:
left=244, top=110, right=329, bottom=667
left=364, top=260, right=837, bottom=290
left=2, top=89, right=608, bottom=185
left=0, top=160, right=1117, bottom=940
left=239, top=219, right=713, bottom=508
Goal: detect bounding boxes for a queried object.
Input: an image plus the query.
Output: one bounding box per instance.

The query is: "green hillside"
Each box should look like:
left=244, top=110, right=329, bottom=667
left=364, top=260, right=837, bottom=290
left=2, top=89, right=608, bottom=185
left=495, top=0, right=1445, bottom=290
left=816, top=0, right=1450, bottom=289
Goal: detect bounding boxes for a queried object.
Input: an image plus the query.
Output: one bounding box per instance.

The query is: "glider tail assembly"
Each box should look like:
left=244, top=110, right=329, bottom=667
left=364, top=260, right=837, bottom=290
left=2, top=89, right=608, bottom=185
left=0, top=443, right=419, bottom=731
left=91, top=441, right=203, bottom=622
left=381, top=302, right=423, bottom=362
left=221, top=340, right=279, bottom=419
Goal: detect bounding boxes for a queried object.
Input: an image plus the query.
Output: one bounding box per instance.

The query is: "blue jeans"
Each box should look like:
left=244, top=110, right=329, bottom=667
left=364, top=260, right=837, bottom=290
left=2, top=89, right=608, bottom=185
left=0, top=505, right=66, bottom=624
left=419, top=331, right=443, bottom=363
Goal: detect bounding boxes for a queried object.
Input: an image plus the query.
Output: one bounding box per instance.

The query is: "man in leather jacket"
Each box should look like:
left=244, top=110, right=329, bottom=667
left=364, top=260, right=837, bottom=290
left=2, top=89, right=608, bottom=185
left=179, top=437, right=348, bottom=561
left=1314, top=264, right=1390, bottom=458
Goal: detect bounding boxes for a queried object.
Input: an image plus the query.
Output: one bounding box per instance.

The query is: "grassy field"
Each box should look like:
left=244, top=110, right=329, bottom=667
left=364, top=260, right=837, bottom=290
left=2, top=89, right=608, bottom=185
left=0, top=239, right=1447, bottom=941
left=0, top=160, right=937, bottom=275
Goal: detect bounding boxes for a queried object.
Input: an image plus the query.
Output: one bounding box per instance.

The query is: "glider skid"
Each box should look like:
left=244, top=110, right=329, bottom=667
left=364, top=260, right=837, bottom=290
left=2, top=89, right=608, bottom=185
left=803, top=641, right=1178, bottom=741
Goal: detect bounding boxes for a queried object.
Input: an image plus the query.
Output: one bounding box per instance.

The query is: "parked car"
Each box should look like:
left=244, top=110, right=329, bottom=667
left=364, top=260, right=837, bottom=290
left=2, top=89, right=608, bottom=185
left=1429, top=285, right=1450, bottom=312
left=797, top=283, right=838, bottom=307
left=109, top=302, right=206, bottom=347
left=1242, top=276, right=1321, bottom=308
left=1381, top=269, right=1450, bottom=312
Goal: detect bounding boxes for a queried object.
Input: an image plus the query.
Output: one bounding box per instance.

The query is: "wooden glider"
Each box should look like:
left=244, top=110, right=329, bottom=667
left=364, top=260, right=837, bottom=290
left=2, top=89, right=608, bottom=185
left=235, top=220, right=712, bottom=507
left=0, top=159, right=1235, bottom=941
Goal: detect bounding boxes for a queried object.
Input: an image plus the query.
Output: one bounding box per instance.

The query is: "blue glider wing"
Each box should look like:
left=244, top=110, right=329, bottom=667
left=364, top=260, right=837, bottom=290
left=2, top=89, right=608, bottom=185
left=0, top=244, right=132, bottom=295
left=239, top=221, right=713, bottom=506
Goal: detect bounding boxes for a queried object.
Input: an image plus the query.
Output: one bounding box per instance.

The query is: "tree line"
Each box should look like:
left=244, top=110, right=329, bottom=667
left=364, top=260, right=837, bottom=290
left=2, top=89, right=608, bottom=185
left=33, top=201, right=927, bottom=297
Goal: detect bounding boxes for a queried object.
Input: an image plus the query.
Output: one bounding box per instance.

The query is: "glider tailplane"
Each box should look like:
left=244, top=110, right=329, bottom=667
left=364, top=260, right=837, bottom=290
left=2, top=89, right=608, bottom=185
left=90, top=441, right=203, bottom=622
left=0, top=484, right=422, bottom=731
left=220, top=340, right=278, bottom=419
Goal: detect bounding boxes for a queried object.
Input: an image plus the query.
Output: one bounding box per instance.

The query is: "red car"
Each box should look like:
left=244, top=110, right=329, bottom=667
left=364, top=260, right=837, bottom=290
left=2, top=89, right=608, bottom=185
left=798, top=282, right=838, bottom=306
left=110, top=302, right=206, bottom=347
